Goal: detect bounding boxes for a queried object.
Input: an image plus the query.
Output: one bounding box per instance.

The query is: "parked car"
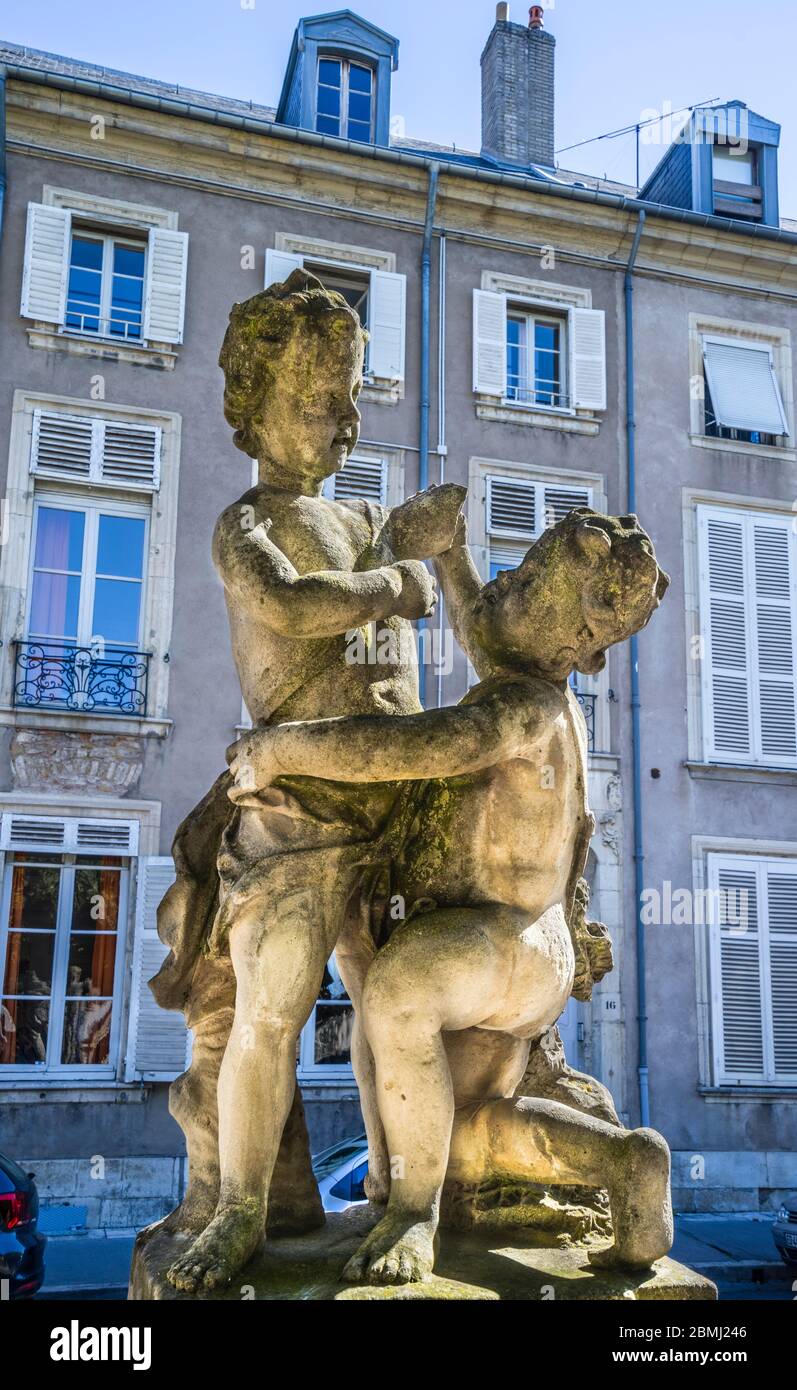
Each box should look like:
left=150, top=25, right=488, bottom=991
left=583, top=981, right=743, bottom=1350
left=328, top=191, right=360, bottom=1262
left=312, top=1135, right=369, bottom=1213
left=772, top=1200, right=797, bottom=1266
left=0, top=1151, right=46, bottom=1298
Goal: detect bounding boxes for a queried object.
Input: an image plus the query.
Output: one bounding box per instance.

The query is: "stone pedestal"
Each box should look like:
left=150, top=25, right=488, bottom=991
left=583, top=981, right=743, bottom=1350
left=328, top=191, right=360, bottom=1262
left=130, top=1207, right=717, bottom=1302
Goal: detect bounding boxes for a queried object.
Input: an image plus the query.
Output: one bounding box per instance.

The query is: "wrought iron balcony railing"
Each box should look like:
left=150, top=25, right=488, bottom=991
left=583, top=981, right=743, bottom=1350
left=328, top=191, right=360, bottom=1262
left=574, top=690, right=597, bottom=753
left=13, top=641, right=150, bottom=716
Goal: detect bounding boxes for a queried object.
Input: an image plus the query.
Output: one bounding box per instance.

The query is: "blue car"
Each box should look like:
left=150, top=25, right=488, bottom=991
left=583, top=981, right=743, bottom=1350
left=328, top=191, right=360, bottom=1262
left=312, top=1135, right=369, bottom=1212
left=0, top=1151, right=46, bottom=1298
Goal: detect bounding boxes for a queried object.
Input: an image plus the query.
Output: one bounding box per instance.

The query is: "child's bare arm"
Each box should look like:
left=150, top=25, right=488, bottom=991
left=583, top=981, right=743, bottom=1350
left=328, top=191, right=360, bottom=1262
left=433, top=517, right=485, bottom=665
left=227, top=681, right=541, bottom=797
left=213, top=511, right=435, bottom=638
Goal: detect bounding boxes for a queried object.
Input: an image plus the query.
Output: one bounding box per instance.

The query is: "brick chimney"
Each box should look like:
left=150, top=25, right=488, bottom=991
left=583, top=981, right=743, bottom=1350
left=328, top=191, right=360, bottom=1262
left=481, top=3, right=556, bottom=169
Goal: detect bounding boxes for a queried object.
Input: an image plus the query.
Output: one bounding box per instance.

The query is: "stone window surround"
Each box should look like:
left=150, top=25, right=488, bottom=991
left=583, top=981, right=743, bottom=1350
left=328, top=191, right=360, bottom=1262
left=0, top=389, right=181, bottom=740
left=466, top=454, right=612, bottom=757
left=275, top=231, right=402, bottom=404
left=691, top=834, right=797, bottom=1098
left=681, top=484, right=796, bottom=782
left=0, top=790, right=161, bottom=1093
left=25, top=186, right=182, bottom=370
left=687, top=311, right=795, bottom=462
left=475, top=271, right=601, bottom=436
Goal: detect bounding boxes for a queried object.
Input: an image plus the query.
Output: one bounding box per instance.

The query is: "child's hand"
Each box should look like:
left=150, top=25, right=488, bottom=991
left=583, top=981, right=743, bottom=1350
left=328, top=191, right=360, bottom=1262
left=226, top=728, right=283, bottom=802
left=394, top=560, right=438, bottom=619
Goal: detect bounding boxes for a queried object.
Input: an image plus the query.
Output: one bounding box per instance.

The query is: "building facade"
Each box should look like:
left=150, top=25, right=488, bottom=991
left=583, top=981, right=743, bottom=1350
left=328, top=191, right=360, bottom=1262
left=0, top=5, right=795, bottom=1230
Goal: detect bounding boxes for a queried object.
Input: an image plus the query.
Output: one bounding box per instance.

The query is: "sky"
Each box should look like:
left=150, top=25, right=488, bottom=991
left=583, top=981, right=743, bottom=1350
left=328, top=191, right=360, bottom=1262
left=1, top=0, right=795, bottom=209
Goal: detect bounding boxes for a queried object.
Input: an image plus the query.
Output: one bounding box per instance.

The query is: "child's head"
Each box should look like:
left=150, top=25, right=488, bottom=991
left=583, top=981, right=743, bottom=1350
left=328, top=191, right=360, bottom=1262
left=471, top=509, right=669, bottom=680
left=219, top=269, right=367, bottom=484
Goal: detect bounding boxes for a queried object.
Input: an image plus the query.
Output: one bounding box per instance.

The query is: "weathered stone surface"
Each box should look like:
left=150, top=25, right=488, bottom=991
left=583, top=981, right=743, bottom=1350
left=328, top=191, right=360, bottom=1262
left=130, top=1208, right=717, bottom=1302
left=10, top=728, right=143, bottom=795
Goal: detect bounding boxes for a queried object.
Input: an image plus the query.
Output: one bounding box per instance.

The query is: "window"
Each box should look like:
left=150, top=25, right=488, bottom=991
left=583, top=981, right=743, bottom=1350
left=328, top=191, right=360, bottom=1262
left=708, top=853, right=797, bottom=1086
left=65, top=232, right=146, bottom=341
left=0, top=815, right=136, bottom=1076
left=698, top=506, right=797, bottom=767
left=306, top=260, right=371, bottom=368
left=323, top=454, right=387, bottom=504
left=298, top=954, right=353, bottom=1078
left=712, top=147, right=762, bottom=221
left=316, top=57, right=374, bottom=142
left=16, top=499, right=149, bottom=716
left=506, top=310, right=567, bottom=408
left=702, top=337, right=789, bottom=445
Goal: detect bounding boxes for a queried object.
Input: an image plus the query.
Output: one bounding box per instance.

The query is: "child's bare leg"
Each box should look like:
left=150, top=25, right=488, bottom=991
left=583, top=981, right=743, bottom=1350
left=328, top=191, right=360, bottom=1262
left=449, top=1094, right=673, bottom=1270
left=168, top=884, right=332, bottom=1292
left=343, top=908, right=524, bottom=1285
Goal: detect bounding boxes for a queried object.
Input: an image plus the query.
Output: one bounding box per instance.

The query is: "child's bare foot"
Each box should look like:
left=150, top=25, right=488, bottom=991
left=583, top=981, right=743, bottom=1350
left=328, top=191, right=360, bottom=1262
left=167, top=1200, right=264, bottom=1292
left=589, top=1128, right=672, bottom=1271
left=342, top=1211, right=436, bottom=1285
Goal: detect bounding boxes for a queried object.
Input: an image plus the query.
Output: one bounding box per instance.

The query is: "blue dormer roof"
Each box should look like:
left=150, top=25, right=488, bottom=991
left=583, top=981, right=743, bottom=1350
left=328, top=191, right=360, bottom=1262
left=640, top=101, right=781, bottom=228
left=276, top=10, right=399, bottom=147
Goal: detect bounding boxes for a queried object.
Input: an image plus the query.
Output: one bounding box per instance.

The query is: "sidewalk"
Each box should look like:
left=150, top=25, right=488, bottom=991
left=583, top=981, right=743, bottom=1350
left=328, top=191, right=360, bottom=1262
left=35, top=1213, right=789, bottom=1297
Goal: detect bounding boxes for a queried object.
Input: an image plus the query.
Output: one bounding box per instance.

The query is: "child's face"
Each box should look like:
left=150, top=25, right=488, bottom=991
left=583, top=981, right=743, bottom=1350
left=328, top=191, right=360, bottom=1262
left=250, top=318, right=364, bottom=485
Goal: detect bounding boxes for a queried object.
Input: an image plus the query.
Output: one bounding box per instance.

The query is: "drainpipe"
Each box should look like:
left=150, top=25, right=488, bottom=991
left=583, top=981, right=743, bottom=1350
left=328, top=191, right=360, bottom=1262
left=418, top=161, right=439, bottom=707
left=0, top=68, right=7, bottom=241
left=436, top=231, right=448, bottom=711
left=624, top=208, right=650, bottom=1128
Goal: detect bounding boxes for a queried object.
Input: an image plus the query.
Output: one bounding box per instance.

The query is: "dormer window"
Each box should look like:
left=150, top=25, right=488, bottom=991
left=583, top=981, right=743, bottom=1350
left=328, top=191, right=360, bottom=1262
left=316, top=57, right=374, bottom=143
left=712, top=146, right=762, bottom=221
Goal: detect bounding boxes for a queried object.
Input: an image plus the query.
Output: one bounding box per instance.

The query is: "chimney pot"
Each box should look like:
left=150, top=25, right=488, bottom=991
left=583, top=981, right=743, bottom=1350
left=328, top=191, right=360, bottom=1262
left=529, top=5, right=544, bottom=27
left=496, top=2, right=509, bottom=20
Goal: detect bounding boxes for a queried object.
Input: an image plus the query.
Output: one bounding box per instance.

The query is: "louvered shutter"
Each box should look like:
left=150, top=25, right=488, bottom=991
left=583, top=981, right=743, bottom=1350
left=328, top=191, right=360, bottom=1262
left=570, top=308, right=607, bottom=411
left=699, top=507, right=796, bottom=766
left=473, top=290, right=507, bottom=396
left=0, top=813, right=138, bottom=854
left=368, top=271, right=406, bottom=381
left=487, top=476, right=593, bottom=574
left=124, top=855, right=189, bottom=1081
left=703, top=337, right=789, bottom=436
left=264, top=249, right=304, bottom=288
left=542, top=483, right=593, bottom=528
left=487, top=476, right=537, bottom=536
left=326, top=455, right=387, bottom=503
left=142, top=228, right=189, bottom=345
left=20, top=203, right=71, bottom=325
left=30, top=410, right=161, bottom=491
left=766, top=866, right=797, bottom=1081
left=709, top=858, right=764, bottom=1084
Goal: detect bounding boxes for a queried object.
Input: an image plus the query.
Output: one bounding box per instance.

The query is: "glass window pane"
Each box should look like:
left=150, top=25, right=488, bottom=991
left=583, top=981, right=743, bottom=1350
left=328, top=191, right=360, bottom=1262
left=349, top=64, right=372, bottom=93
left=316, top=113, right=340, bottom=136
left=348, top=120, right=372, bottom=144
left=29, top=573, right=82, bottom=640
left=61, top=999, right=113, bottom=1065
left=318, top=58, right=341, bottom=87
left=66, top=934, right=117, bottom=997
left=319, top=955, right=349, bottom=1001
left=314, top=1002, right=354, bottom=1065
left=7, top=864, right=61, bottom=933
left=0, top=999, right=49, bottom=1065
left=34, top=507, right=85, bottom=572
left=113, top=244, right=145, bottom=278
left=348, top=91, right=372, bottom=124
left=90, top=578, right=142, bottom=646
left=71, top=866, right=121, bottom=933
left=317, top=85, right=341, bottom=117
left=70, top=237, right=103, bottom=270
left=96, top=515, right=145, bottom=580
left=3, top=932, right=55, bottom=996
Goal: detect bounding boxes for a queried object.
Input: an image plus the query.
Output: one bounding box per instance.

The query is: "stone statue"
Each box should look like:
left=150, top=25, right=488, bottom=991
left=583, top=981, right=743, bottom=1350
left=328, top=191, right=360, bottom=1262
left=133, top=272, right=691, bottom=1300
left=226, top=508, right=673, bottom=1284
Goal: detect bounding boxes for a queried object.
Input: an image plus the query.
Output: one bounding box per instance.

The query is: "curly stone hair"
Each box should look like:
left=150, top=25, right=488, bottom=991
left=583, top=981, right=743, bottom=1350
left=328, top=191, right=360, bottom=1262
left=218, top=268, right=368, bottom=458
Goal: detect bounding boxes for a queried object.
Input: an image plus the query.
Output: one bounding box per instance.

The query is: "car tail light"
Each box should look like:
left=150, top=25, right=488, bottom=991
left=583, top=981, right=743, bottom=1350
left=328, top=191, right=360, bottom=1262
left=0, top=1191, right=31, bottom=1230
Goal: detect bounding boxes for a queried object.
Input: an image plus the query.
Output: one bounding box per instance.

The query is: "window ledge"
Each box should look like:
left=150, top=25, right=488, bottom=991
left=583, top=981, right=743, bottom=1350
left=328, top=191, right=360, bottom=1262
left=685, top=760, right=797, bottom=787
left=588, top=750, right=620, bottom=772
left=688, top=432, right=796, bottom=463
left=698, top=1086, right=797, bottom=1103
left=27, top=326, right=177, bottom=371
left=0, top=1081, right=150, bottom=1101
left=476, top=397, right=600, bottom=435
left=0, top=706, right=172, bottom=739
left=362, top=376, right=403, bottom=405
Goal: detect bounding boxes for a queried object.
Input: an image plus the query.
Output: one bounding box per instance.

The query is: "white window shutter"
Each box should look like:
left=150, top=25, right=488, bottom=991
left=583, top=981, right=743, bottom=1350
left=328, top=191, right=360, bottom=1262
left=487, top=475, right=537, bottom=536
left=20, top=203, right=71, bottom=324
left=325, top=455, right=387, bottom=503
left=766, top=866, right=797, bottom=1081
left=699, top=509, right=752, bottom=761
left=124, top=855, right=189, bottom=1082
left=30, top=409, right=94, bottom=481
left=542, top=484, right=593, bottom=527
left=142, top=228, right=189, bottom=345
left=368, top=271, right=406, bottom=382
left=752, top=519, right=797, bottom=764
left=709, top=858, right=765, bottom=1084
left=30, top=409, right=160, bottom=492
left=473, top=290, right=507, bottom=397
left=570, top=308, right=606, bottom=410
left=265, top=248, right=304, bottom=288
left=101, top=421, right=162, bottom=490
left=703, top=338, right=789, bottom=437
